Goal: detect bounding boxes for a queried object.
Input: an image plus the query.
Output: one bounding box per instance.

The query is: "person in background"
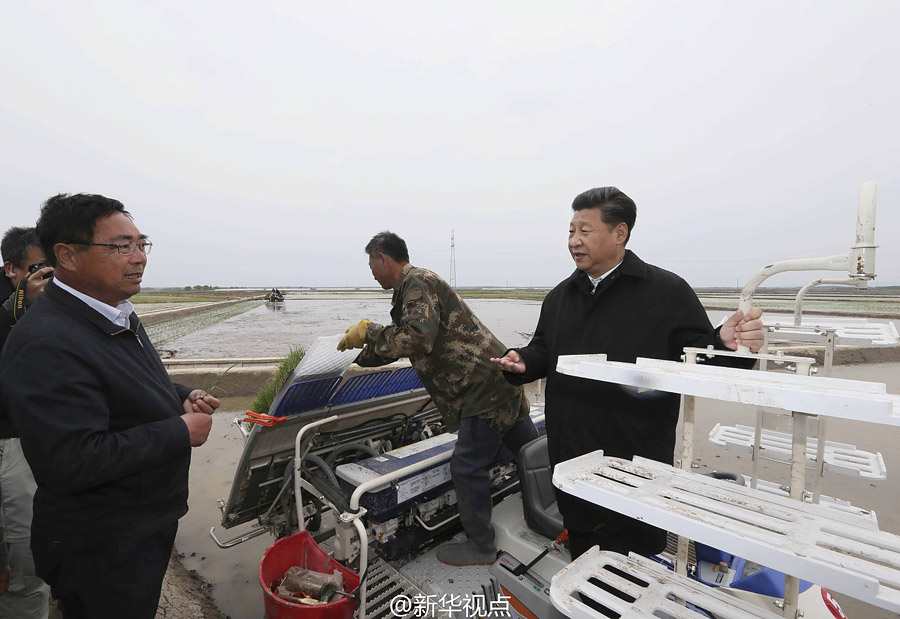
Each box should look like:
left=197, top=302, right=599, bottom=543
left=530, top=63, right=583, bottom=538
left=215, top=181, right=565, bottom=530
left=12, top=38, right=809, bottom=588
left=492, top=186, right=765, bottom=559
left=0, top=194, right=219, bottom=619
left=0, top=226, right=53, bottom=617
left=1, top=227, right=53, bottom=351
left=338, top=231, right=538, bottom=566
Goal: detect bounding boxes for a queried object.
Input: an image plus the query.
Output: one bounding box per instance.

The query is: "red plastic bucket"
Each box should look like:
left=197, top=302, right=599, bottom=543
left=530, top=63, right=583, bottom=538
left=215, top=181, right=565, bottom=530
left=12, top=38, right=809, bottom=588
left=259, top=531, right=360, bottom=619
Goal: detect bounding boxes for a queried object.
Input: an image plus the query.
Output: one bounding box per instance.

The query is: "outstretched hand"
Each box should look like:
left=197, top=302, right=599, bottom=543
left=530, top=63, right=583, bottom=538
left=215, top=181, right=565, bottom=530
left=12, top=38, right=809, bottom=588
left=720, top=307, right=765, bottom=352
left=490, top=349, right=526, bottom=374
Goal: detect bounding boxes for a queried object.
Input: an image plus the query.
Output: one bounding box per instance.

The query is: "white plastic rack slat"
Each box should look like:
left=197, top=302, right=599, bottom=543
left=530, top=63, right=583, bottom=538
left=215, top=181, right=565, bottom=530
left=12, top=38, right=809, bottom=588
left=556, top=354, right=900, bottom=426
left=550, top=547, right=783, bottom=619
left=709, top=423, right=887, bottom=479
left=765, top=316, right=899, bottom=347
left=552, top=453, right=900, bottom=613
left=747, top=478, right=878, bottom=525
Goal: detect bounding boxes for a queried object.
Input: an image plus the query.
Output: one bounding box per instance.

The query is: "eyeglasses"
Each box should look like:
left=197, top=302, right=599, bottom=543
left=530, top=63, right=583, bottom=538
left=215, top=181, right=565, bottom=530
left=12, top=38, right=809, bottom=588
left=67, top=241, right=153, bottom=256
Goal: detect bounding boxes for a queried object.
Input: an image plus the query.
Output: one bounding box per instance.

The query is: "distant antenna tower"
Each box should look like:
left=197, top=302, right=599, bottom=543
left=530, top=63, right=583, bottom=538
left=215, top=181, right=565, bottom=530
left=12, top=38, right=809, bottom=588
left=450, top=230, right=457, bottom=289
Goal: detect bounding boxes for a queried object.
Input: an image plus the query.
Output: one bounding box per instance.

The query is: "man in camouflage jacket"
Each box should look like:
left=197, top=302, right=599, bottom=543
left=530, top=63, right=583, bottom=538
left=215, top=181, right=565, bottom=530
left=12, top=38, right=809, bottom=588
left=338, top=231, right=538, bottom=566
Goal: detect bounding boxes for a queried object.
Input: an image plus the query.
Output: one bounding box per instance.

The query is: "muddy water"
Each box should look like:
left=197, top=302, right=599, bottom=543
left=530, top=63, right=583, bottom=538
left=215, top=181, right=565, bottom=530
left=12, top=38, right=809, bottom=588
left=179, top=403, right=271, bottom=619
left=170, top=299, right=900, bottom=619
left=166, top=298, right=544, bottom=358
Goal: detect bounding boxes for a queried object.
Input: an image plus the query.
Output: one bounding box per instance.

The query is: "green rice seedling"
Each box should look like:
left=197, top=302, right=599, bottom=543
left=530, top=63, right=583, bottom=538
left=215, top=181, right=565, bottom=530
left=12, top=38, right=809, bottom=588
left=200, top=364, right=237, bottom=398
left=250, top=347, right=305, bottom=414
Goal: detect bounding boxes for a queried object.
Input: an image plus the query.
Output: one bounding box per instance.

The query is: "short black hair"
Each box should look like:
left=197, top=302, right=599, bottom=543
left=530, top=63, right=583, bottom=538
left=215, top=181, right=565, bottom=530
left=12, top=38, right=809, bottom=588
left=36, top=194, right=130, bottom=267
left=571, top=186, right=637, bottom=244
left=365, top=231, right=410, bottom=263
left=1, top=226, right=40, bottom=268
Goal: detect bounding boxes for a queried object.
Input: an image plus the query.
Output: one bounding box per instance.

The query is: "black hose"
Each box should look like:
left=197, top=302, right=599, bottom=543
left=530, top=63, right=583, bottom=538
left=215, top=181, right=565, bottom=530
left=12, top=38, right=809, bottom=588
left=305, top=453, right=341, bottom=487
left=324, top=443, right=379, bottom=467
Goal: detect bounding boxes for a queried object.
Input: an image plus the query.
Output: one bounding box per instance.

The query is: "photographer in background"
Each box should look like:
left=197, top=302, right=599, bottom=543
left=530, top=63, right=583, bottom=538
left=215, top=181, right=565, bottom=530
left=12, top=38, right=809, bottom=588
left=2, top=227, right=53, bottom=351
left=0, top=226, right=52, bottom=617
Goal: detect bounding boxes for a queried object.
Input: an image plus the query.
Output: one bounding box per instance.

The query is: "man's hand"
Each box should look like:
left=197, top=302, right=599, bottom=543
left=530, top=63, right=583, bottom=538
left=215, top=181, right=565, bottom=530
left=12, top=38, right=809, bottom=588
left=24, top=267, right=53, bottom=303
left=0, top=564, right=10, bottom=596
left=183, top=389, right=221, bottom=415
left=181, top=412, right=213, bottom=447
left=337, top=319, right=370, bottom=351
left=490, top=349, right=526, bottom=374
left=720, top=307, right=765, bottom=352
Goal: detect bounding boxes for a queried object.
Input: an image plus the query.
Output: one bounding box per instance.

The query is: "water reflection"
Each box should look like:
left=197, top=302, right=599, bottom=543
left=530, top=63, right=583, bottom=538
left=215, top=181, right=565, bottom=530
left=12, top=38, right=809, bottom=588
left=167, top=298, right=544, bottom=358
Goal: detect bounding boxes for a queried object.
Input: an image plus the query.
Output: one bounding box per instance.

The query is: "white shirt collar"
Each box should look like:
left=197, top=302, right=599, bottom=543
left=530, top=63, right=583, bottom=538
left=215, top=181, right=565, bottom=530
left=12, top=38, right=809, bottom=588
left=54, top=279, right=135, bottom=329
left=588, top=260, right=623, bottom=289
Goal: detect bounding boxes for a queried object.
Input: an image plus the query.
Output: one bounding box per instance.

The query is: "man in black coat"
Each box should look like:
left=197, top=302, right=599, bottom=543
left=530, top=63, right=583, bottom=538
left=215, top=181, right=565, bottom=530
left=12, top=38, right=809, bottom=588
left=492, top=186, right=764, bottom=559
left=0, top=194, right=220, bottom=619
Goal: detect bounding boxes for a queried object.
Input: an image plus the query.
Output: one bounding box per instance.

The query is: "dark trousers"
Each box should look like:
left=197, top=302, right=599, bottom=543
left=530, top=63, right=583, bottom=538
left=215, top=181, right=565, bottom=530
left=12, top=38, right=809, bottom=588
left=33, top=522, right=177, bottom=619
left=566, top=514, right=667, bottom=560
left=451, top=416, right=539, bottom=549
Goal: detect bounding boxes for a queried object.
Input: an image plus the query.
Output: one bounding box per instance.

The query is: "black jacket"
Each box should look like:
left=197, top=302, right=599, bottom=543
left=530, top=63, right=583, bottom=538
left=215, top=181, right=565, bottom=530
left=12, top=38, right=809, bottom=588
left=0, top=274, right=18, bottom=437
left=1, top=271, right=50, bottom=436
left=0, top=274, right=14, bottom=350
left=0, top=281, right=192, bottom=551
left=506, top=251, right=753, bottom=531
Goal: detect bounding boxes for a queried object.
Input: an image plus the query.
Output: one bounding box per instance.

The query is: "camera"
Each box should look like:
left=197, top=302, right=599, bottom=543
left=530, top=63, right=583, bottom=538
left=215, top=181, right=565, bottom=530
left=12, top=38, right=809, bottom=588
left=28, top=263, right=53, bottom=279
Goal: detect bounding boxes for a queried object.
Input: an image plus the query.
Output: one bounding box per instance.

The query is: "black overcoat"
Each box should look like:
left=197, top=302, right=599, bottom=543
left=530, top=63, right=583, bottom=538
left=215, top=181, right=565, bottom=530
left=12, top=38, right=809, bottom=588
left=0, top=281, right=192, bottom=551
left=507, top=251, right=753, bottom=533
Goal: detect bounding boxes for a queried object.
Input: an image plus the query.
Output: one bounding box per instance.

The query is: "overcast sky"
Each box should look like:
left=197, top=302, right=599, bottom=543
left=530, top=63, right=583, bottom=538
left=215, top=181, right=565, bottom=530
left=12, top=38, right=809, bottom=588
left=1, top=2, right=898, bottom=289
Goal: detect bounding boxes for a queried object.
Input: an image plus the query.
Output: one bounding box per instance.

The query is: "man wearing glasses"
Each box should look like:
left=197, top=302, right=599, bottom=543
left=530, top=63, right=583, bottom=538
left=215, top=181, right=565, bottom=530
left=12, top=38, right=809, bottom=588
left=0, top=194, right=219, bottom=619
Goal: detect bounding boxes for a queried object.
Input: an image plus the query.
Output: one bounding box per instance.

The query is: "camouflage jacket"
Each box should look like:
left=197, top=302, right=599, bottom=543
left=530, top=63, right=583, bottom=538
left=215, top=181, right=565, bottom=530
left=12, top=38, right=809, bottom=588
left=356, top=264, right=528, bottom=432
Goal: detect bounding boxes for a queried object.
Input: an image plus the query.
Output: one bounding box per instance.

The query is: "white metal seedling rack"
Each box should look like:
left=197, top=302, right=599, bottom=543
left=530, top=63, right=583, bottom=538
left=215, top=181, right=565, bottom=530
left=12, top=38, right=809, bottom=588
left=550, top=352, right=900, bottom=617
left=707, top=422, right=887, bottom=480
left=551, top=547, right=785, bottom=619
left=548, top=181, right=899, bottom=619
left=742, top=315, right=899, bottom=503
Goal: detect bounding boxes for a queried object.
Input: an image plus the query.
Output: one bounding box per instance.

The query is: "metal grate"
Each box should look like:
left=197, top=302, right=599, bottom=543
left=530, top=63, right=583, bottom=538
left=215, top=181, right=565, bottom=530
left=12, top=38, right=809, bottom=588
left=553, top=452, right=900, bottom=613
left=271, top=376, right=342, bottom=416
left=362, top=556, right=451, bottom=619
left=709, top=423, right=887, bottom=479
left=550, top=548, right=783, bottom=618
left=330, top=370, right=393, bottom=406
left=375, top=366, right=424, bottom=397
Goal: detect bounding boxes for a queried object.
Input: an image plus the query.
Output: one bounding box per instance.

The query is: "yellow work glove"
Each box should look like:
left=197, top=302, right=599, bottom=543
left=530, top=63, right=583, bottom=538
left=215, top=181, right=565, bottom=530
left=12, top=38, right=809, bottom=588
left=337, top=319, right=371, bottom=351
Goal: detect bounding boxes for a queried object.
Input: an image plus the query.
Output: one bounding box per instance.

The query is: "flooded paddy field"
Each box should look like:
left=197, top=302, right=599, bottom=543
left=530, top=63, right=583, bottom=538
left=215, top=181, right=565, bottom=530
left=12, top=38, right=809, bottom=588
left=164, top=296, right=545, bottom=358
left=165, top=295, right=900, bottom=618
left=696, top=291, right=900, bottom=319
